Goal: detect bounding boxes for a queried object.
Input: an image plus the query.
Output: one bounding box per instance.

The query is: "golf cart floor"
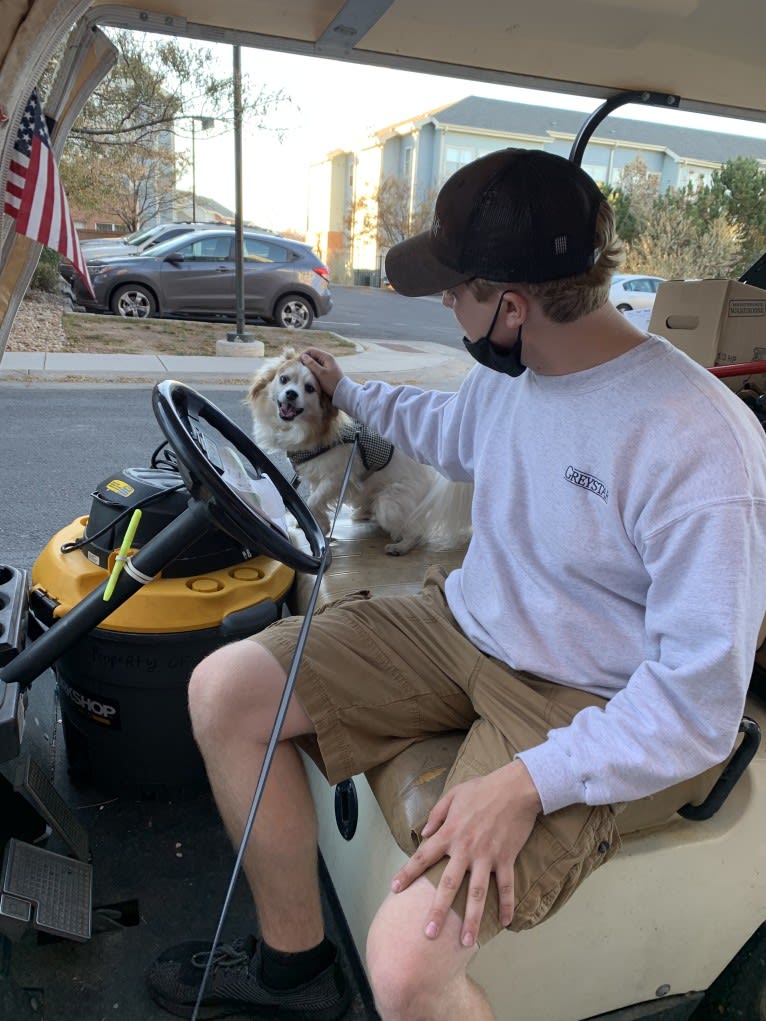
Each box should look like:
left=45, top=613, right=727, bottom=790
left=4, top=656, right=379, bottom=1020
left=4, top=508, right=470, bottom=1021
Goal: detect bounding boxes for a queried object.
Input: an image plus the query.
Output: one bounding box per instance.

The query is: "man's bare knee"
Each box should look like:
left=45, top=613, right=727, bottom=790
left=366, top=883, right=477, bottom=1020
left=187, top=640, right=314, bottom=748
left=367, top=934, right=426, bottom=1020
left=188, top=640, right=284, bottom=742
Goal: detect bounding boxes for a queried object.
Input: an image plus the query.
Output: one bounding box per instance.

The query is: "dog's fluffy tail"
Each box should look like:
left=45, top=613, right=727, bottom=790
left=415, top=475, right=474, bottom=551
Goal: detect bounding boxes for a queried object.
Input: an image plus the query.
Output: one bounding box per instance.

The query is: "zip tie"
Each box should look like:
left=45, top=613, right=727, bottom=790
left=123, top=558, right=155, bottom=586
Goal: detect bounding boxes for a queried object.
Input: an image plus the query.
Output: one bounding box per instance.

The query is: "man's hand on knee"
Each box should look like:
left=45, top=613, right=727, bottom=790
left=390, top=761, right=542, bottom=948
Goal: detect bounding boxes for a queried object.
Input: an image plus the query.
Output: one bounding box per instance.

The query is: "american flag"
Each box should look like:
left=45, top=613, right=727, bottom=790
left=3, top=89, right=94, bottom=297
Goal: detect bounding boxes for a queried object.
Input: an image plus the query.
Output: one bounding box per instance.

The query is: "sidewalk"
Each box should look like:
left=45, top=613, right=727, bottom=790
left=0, top=338, right=472, bottom=390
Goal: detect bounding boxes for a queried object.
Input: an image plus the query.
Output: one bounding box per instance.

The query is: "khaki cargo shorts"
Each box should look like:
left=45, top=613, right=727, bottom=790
left=253, top=565, right=625, bottom=945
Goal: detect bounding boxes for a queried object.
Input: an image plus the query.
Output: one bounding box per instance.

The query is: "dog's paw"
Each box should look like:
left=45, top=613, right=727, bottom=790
left=384, top=536, right=417, bottom=555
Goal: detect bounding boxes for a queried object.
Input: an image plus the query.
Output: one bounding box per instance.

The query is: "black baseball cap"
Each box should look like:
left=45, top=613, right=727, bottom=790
left=385, top=148, right=603, bottom=297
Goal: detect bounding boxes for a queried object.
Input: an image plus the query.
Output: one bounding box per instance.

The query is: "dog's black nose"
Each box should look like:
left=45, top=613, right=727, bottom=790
left=285, top=389, right=298, bottom=401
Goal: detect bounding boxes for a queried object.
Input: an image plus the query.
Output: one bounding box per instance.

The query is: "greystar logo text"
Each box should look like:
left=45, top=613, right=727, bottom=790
left=565, top=465, right=608, bottom=503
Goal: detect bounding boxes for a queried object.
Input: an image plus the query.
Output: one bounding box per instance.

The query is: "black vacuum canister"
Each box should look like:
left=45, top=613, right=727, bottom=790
left=81, top=467, right=251, bottom=577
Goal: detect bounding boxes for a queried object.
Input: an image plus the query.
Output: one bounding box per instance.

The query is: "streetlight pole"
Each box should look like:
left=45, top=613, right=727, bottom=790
left=191, top=117, right=196, bottom=221
left=227, top=44, right=253, bottom=343
left=184, top=115, right=215, bottom=222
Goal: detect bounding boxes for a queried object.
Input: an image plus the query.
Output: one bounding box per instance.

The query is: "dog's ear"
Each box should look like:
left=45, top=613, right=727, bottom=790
left=314, top=388, right=342, bottom=446
left=319, top=387, right=337, bottom=418
left=245, top=360, right=280, bottom=406
left=282, top=345, right=297, bottom=360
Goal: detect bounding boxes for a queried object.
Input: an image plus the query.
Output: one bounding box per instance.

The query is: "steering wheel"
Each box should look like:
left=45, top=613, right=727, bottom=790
left=152, top=380, right=327, bottom=574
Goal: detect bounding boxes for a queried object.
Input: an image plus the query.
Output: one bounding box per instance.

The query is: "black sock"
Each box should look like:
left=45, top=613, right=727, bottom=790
left=259, top=937, right=336, bottom=990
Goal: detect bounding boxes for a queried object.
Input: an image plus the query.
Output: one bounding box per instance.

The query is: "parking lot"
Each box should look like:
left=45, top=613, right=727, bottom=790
left=319, top=285, right=461, bottom=347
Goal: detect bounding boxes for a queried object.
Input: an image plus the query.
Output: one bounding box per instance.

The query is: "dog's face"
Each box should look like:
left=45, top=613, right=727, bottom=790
left=247, top=347, right=339, bottom=449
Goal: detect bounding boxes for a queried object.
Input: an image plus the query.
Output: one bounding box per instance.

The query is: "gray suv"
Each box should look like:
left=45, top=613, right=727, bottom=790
left=71, top=229, right=332, bottom=329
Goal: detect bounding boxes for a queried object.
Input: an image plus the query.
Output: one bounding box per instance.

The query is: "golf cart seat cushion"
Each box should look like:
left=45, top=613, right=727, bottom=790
left=365, top=732, right=465, bottom=853
left=364, top=734, right=729, bottom=853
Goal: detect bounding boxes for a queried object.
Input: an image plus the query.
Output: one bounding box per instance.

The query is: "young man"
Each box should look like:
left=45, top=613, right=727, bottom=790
left=148, top=149, right=766, bottom=1021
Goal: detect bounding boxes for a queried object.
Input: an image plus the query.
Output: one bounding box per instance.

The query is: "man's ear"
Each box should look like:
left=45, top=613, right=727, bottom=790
left=499, top=288, right=528, bottom=328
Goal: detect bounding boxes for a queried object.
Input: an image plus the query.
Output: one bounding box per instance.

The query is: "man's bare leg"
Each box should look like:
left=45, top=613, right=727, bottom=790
left=188, top=639, right=322, bottom=950
left=367, top=877, right=495, bottom=1021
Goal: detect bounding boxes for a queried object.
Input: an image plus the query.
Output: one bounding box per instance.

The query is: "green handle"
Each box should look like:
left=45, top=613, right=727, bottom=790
left=103, top=508, right=143, bottom=601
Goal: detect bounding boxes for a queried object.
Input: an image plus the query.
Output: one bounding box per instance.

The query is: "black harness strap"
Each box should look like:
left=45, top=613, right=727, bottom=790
left=287, top=421, right=394, bottom=475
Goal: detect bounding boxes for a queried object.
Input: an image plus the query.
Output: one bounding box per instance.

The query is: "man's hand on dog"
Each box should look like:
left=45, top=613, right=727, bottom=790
left=391, top=760, right=543, bottom=948
left=301, top=348, right=344, bottom=397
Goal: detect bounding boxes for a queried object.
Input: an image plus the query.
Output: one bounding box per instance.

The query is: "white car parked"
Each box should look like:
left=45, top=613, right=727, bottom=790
left=609, top=273, right=666, bottom=312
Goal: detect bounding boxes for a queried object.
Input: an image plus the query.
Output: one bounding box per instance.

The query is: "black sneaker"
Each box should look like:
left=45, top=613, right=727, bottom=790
left=146, top=934, right=351, bottom=1020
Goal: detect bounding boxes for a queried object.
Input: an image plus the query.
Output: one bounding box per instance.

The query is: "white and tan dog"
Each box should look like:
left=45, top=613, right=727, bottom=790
left=246, top=349, right=472, bottom=555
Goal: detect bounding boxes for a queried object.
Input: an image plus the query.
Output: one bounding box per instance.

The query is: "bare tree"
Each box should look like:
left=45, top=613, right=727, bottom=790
left=605, top=157, right=661, bottom=246
left=349, top=176, right=438, bottom=248
left=58, top=32, right=289, bottom=231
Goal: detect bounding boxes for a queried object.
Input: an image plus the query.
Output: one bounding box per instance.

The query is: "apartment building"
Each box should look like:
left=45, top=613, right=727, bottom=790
left=308, top=95, right=766, bottom=285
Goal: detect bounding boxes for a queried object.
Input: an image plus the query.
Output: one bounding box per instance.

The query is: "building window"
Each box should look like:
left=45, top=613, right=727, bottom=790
left=445, top=147, right=474, bottom=177
left=95, top=222, right=121, bottom=232
left=403, top=147, right=412, bottom=180
left=679, top=166, right=711, bottom=189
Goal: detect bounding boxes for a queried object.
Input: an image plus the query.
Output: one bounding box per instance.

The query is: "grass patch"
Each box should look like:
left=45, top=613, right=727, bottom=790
left=61, top=312, right=357, bottom=358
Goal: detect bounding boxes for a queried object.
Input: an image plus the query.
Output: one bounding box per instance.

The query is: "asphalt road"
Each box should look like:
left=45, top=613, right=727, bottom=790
left=0, top=384, right=252, bottom=573
left=0, top=284, right=463, bottom=572
left=319, top=285, right=461, bottom=347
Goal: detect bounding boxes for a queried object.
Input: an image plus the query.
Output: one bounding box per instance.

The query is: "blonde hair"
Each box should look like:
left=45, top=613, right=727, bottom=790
left=467, top=201, right=624, bottom=323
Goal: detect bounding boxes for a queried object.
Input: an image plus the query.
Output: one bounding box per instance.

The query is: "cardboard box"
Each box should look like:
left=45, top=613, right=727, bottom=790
left=648, top=279, right=766, bottom=367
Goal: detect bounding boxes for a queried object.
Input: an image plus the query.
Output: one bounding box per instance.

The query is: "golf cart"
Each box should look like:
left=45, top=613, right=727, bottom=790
left=2, top=3, right=766, bottom=1020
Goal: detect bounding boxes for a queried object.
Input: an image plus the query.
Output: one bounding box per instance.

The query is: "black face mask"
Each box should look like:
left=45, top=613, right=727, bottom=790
left=461, top=292, right=527, bottom=377
left=462, top=329, right=526, bottom=376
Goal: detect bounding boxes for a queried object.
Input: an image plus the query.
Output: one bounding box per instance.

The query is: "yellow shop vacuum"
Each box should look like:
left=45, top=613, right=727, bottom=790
left=28, top=464, right=295, bottom=793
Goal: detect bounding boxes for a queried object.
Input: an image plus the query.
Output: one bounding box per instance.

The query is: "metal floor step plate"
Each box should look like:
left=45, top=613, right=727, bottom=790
left=13, top=755, right=90, bottom=862
left=0, top=839, right=92, bottom=941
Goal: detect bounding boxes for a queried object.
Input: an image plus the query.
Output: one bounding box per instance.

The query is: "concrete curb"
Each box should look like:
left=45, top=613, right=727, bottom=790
left=0, top=340, right=472, bottom=389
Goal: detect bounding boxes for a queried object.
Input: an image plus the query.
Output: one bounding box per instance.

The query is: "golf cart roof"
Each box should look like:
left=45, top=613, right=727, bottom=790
left=86, top=0, right=766, bottom=124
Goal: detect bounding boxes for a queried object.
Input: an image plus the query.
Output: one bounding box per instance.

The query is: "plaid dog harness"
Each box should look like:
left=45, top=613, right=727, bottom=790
left=287, top=421, right=394, bottom=476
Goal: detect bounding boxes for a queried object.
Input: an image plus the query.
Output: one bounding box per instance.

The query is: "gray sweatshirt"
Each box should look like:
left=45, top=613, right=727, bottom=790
left=333, top=335, right=766, bottom=813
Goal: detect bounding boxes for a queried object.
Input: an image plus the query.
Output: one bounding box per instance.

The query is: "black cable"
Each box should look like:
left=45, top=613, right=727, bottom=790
left=150, top=440, right=180, bottom=471
left=59, top=481, right=186, bottom=554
